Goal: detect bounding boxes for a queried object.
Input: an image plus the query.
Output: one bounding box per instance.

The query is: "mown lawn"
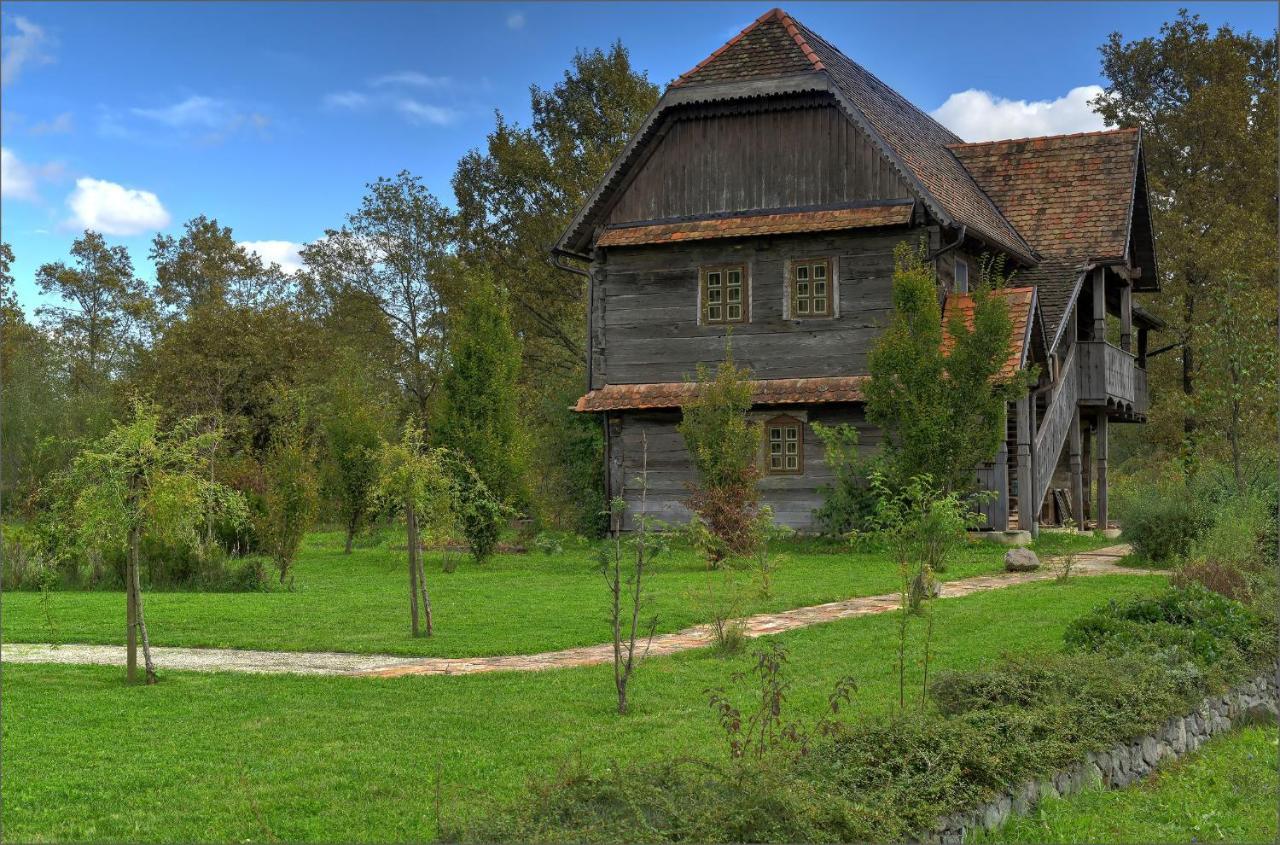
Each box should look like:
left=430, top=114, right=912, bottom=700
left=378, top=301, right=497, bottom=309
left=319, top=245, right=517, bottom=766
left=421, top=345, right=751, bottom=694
left=1, top=574, right=1161, bottom=843
left=980, top=725, right=1279, bottom=844
left=1, top=528, right=1111, bottom=657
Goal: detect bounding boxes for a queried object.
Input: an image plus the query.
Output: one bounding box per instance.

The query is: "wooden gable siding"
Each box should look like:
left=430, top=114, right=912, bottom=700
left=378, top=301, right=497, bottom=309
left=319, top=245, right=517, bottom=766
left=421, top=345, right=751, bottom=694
left=605, top=100, right=912, bottom=226
left=611, top=405, right=881, bottom=530
left=594, top=227, right=922, bottom=388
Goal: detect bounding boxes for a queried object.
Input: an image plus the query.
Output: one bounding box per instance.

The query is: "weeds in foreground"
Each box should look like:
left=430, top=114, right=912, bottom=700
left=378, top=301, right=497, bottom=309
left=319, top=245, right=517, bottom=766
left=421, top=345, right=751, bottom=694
left=705, top=641, right=857, bottom=761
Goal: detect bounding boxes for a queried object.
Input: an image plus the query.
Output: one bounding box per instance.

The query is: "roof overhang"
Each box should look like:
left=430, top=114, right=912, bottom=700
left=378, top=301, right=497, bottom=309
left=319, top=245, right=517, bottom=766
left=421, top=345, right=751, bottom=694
left=575, top=376, right=868, bottom=413
left=595, top=200, right=914, bottom=248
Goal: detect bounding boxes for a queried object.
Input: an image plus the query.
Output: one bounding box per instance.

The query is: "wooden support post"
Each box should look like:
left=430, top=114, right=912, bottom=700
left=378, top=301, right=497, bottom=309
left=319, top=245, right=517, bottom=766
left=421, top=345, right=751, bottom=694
left=1137, top=326, right=1149, bottom=369
left=1119, top=281, right=1132, bottom=352
left=993, top=440, right=1010, bottom=532
left=1095, top=410, right=1109, bottom=531
left=126, top=531, right=138, bottom=684
left=1015, top=395, right=1035, bottom=534
left=1092, top=267, right=1107, bottom=341
left=1069, top=410, right=1084, bottom=528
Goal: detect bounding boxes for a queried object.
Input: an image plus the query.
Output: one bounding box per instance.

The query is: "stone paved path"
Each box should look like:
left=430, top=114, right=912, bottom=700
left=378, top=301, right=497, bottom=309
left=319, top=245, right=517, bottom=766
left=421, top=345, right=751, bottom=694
left=3, top=545, right=1147, bottom=678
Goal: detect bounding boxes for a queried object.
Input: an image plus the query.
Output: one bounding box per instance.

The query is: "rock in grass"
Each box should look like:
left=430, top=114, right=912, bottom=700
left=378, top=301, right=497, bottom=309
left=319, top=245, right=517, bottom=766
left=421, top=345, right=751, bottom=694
left=1004, top=548, right=1041, bottom=572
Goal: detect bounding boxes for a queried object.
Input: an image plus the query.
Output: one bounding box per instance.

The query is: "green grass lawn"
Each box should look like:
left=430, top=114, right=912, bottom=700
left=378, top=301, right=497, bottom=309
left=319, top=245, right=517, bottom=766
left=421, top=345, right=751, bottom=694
left=980, top=725, right=1279, bottom=844
left=1, top=574, right=1160, bottom=843
left=1, top=528, right=1113, bottom=657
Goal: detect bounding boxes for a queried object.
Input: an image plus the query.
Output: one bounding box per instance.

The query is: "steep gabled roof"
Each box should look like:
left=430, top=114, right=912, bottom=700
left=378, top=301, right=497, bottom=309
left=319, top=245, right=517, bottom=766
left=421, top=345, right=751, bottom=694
left=785, top=17, right=1036, bottom=263
left=949, top=128, right=1157, bottom=348
left=672, top=7, right=824, bottom=86
left=557, top=8, right=1037, bottom=263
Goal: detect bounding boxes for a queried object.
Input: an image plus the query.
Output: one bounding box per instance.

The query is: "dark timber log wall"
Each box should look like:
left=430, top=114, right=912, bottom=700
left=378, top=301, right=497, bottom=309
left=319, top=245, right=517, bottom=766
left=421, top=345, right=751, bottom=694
left=611, top=405, right=880, bottom=531
left=596, top=228, right=925, bottom=387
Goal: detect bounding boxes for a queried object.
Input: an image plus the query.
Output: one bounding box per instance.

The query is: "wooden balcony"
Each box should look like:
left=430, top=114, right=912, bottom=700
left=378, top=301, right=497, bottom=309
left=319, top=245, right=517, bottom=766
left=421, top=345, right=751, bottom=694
left=1077, top=340, right=1148, bottom=418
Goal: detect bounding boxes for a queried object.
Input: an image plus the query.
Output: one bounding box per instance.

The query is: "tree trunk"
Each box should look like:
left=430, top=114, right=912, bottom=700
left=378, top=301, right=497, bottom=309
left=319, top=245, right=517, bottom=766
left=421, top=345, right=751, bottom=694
left=1181, top=289, right=1197, bottom=470
left=407, top=503, right=421, bottom=637
left=131, top=534, right=157, bottom=684
left=126, top=526, right=139, bottom=684
left=417, top=545, right=433, bottom=637
left=344, top=520, right=355, bottom=555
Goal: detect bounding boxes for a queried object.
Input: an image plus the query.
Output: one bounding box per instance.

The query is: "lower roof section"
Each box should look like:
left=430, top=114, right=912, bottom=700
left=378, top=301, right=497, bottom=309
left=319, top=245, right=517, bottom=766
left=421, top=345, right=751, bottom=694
left=596, top=201, right=913, bottom=248
left=575, top=375, right=868, bottom=412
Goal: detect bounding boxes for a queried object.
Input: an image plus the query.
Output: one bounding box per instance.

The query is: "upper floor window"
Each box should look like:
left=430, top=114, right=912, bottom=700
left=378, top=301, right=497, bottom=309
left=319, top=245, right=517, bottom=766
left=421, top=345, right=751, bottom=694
left=765, top=415, right=803, bottom=475
left=700, top=265, right=746, bottom=324
left=790, top=258, right=832, bottom=318
left=954, top=258, right=969, bottom=293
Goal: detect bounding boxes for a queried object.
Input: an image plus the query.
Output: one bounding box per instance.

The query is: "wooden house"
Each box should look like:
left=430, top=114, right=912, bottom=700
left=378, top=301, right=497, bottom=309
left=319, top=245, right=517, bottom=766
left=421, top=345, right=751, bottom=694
left=556, top=8, right=1160, bottom=535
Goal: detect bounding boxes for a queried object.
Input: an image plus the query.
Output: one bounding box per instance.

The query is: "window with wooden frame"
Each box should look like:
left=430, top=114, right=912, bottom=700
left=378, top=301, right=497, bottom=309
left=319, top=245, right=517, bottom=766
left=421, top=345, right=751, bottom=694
left=764, top=415, right=803, bottom=475
left=700, top=265, right=747, bottom=325
left=790, top=258, right=833, bottom=318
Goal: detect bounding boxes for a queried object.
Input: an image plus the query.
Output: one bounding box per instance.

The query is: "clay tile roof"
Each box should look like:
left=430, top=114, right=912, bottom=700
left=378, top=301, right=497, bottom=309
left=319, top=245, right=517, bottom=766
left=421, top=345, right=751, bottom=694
left=574, top=376, right=868, bottom=413
left=596, top=202, right=913, bottom=248
left=672, top=8, right=823, bottom=88
left=940, top=286, right=1036, bottom=379
left=948, top=129, right=1142, bottom=343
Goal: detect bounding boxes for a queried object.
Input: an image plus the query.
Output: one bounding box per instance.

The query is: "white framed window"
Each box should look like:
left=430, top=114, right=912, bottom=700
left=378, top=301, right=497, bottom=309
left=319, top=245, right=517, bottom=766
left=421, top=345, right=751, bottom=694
left=954, top=258, right=969, bottom=293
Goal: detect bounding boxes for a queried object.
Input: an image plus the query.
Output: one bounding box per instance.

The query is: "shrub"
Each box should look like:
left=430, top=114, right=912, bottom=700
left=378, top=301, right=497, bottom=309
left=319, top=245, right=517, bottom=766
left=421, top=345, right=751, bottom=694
left=810, top=422, right=883, bottom=536
left=678, top=345, right=762, bottom=562
left=1063, top=583, right=1271, bottom=671
left=257, top=429, right=320, bottom=585
left=1113, top=475, right=1209, bottom=563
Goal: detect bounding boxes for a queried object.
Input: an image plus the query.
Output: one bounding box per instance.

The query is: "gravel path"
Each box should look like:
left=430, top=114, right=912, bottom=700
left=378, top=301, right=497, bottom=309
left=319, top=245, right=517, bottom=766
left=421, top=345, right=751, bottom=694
left=3, top=545, right=1146, bottom=678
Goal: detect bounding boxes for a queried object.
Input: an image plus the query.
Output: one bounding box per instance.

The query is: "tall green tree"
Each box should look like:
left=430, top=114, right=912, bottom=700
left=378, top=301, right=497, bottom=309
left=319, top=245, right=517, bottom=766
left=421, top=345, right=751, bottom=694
left=866, top=244, right=1028, bottom=491
left=300, top=172, right=455, bottom=420
left=35, top=231, right=152, bottom=391
left=257, top=420, right=320, bottom=584
left=452, top=43, right=659, bottom=377
left=316, top=350, right=395, bottom=553
left=1094, top=12, right=1278, bottom=464
left=432, top=264, right=527, bottom=510
left=150, top=215, right=286, bottom=313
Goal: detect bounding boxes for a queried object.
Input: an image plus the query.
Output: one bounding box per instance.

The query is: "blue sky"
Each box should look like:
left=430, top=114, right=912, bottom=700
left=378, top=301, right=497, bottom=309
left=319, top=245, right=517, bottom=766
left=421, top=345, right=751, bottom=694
left=3, top=1, right=1274, bottom=312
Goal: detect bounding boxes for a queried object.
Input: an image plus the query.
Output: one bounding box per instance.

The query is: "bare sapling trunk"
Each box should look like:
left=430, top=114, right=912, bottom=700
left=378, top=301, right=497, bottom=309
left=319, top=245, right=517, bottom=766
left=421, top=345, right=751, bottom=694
left=344, top=518, right=356, bottom=555
left=417, top=543, right=433, bottom=637
left=607, top=432, right=655, bottom=715
left=128, top=523, right=157, bottom=684
left=407, top=502, right=422, bottom=637
left=126, top=526, right=138, bottom=684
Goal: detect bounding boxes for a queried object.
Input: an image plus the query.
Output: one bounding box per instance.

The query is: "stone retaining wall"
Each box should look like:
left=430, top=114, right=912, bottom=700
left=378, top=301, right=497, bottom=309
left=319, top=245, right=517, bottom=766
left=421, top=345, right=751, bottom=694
left=921, top=670, right=1279, bottom=844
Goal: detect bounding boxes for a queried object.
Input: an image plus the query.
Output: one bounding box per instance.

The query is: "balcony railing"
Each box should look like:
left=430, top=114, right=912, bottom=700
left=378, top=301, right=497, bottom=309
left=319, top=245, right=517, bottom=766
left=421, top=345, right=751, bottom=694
left=1077, top=340, right=1148, bottom=415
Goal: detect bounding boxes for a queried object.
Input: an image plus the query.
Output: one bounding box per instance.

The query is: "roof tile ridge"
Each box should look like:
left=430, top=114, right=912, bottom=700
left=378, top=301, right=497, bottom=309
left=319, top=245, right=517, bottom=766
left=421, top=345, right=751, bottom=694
left=775, top=9, right=826, bottom=72
left=947, top=126, right=1139, bottom=150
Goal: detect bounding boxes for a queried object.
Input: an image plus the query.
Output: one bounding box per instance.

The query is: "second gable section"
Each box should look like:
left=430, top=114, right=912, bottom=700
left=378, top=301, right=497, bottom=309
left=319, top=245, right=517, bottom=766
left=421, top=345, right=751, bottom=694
left=605, top=96, right=914, bottom=226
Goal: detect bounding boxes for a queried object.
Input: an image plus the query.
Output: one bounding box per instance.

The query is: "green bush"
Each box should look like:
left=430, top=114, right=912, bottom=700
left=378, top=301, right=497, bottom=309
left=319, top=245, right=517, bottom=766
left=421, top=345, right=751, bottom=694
left=810, top=422, right=883, bottom=536
left=1063, top=584, right=1271, bottom=671
left=1114, top=476, right=1209, bottom=563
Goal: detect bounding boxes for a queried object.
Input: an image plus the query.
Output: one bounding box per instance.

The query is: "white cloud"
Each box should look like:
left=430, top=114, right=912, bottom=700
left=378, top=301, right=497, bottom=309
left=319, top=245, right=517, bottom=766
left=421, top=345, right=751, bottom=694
left=324, top=89, right=458, bottom=126
left=239, top=239, right=305, bottom=274
left=131, top=95, right=234, bottom=128
left=65, top=177, right=170, bottom=236
left=506, top=12, right=525, bottom=30
left=931, top=85, right=1106, bottom=143
left=369, top=71, right=453, bottom=88
left=1, top=146, right=63, bottom=201
left=394, top=98, right=458, bottom=126
left=324, top=90, right=370, bottom=110
left=1, top=16, right=54, bottom=86
left=30, top=111, right=73, bottom=135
